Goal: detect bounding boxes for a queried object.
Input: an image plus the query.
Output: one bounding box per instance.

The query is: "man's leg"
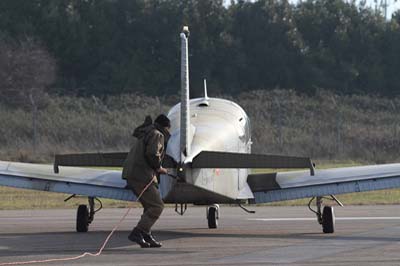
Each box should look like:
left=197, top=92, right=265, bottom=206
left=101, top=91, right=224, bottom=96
left=136, top=183, right=164, bottom=233
left=129, top=182, right=164, bottom=248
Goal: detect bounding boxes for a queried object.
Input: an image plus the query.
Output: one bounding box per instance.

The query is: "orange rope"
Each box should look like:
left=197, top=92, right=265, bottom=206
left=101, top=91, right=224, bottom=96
left=0, top=177, right=156, bottom=266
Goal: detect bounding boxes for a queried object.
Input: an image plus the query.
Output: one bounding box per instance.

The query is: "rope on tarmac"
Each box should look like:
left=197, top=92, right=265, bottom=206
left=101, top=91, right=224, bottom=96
left=0, top=177, right=156, bottom=266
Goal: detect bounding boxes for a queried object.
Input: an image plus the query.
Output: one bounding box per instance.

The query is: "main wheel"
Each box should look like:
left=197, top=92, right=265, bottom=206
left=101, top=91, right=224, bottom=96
left=76, top=204, right=89, bottom=232
left=208, top=207, right=218, bottom=229
left=322, top=206, right=335, bottom=234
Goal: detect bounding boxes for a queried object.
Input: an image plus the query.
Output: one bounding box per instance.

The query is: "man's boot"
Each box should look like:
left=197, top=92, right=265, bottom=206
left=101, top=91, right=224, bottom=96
left=142, top=232, right=162, bottom=248
left=128, top=227, right=150, bottom=248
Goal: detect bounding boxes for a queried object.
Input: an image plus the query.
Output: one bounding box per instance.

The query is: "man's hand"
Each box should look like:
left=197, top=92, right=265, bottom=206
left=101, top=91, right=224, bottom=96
left=157, top=167, right=168, bottom=175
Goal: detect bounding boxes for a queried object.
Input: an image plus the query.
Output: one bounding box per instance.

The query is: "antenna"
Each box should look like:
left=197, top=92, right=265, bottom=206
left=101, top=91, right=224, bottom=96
left=180, top=26, right=191, bottom=159
left=203, top=79, right=209, bottom=100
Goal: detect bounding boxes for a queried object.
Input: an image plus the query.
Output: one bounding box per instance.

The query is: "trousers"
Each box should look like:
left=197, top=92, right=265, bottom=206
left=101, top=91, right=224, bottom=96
left=129, top=180, right=164, bottom=233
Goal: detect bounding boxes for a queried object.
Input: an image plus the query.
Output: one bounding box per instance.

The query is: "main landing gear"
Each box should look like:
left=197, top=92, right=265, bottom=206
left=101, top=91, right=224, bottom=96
left=308, top=195, right=343, bottom=234
left=65, top=195, right=103, bottom=232
left=207, top=204, right=219, bottom=229
left=76, top=197, right=103, bottom=232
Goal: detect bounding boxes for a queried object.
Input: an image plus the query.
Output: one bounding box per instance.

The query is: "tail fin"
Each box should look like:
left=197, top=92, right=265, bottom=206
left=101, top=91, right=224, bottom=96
left=180, top=26, right=190, bottom=160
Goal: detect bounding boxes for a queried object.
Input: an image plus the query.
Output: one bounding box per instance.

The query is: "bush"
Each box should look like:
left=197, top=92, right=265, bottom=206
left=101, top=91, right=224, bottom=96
left=1, top=90, right=400, bottom=163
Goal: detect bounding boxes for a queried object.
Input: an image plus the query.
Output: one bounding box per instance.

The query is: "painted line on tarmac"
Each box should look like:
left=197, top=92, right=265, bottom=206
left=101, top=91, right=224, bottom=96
left=248, top=217, right=400, bottom=221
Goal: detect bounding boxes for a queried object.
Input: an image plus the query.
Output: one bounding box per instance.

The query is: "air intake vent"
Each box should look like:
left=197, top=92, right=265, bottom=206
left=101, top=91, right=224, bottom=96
left=198, top=100, right=209, bottom=107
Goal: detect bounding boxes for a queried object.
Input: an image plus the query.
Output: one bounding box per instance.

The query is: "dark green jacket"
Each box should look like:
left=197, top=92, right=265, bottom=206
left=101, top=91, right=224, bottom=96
left=122, top=124, right=168, bottom=184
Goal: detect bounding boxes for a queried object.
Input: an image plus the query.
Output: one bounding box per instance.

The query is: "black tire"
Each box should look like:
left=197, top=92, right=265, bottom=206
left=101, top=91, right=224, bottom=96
left=322, top=206, right=335, bottom=234
left=208, top=207, right=218, bottom=229
left=76, top=204, right=89, bottom=232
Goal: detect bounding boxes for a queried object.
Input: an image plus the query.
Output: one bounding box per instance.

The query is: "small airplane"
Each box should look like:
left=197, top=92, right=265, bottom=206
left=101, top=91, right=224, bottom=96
left=2, top=26, right=400, bottom=234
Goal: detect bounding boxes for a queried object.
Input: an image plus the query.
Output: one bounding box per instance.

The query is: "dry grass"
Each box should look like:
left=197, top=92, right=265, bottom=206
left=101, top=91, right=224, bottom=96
left=2, top=183, right=400, bottom=210
left=0, top=186, right=136, bottom=210
left=2, top=90, right=400, bottom=209
left=1, top=162, right=400, bottom=210
left=1, top=90, right=400, bottom=163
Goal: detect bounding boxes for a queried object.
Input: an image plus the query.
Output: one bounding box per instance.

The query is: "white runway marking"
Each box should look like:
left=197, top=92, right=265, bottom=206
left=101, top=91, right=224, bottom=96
left=248, top=217, right=400, bottom=221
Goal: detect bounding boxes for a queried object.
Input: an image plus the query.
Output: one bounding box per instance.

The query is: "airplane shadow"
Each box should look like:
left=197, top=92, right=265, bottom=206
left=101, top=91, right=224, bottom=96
left=158, top=229, right=400, bottom=242
left=1, top=228, right=399, bottom=258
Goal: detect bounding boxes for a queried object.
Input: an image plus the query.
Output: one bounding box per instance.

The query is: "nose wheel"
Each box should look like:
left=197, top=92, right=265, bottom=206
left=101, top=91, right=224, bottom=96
left=207, top=204, right=219, bottom=229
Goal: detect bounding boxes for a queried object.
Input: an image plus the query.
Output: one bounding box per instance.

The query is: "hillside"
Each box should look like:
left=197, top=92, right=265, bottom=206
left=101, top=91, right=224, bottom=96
left=2, top=90, right=399, bottom=164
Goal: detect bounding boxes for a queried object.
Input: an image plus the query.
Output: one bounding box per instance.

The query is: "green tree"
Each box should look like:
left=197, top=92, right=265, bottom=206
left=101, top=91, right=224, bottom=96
left=226, top=0, right=306, bottom=93
left=294, top=0, right=386, bottom=94
left=0, top=35, right=56, bottom=150
left=381, top=13, right=400, bottom=96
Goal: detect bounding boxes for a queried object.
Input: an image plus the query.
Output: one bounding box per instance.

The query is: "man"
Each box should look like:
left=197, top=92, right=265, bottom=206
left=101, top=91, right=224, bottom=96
left=122, top=114, right=171, bottom=248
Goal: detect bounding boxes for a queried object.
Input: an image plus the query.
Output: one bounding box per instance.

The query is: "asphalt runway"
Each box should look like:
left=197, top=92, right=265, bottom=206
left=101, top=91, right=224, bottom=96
left=1, top=205, right=400, bottom=266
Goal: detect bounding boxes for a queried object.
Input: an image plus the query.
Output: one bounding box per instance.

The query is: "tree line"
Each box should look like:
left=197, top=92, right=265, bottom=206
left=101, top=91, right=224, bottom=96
left=0, top=0, right=400, bottom=99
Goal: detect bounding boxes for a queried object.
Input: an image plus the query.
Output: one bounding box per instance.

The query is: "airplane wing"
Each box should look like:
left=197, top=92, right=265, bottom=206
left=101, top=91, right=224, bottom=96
left=0, top=160, right=135, bottom=201
left=189, top=151, right=400, bottom=202
left=247, top=164, right=400, bottom=203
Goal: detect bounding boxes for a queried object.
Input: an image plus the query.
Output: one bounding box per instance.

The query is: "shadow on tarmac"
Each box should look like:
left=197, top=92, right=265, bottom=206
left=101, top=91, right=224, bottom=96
left=1, top=228, right=399, bottom=258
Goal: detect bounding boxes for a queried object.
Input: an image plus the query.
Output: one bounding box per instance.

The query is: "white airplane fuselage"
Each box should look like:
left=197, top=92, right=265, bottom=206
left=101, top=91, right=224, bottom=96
left=158, top=28, right=253, bottom=204
left=160, top=97, right=252, bottom=204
